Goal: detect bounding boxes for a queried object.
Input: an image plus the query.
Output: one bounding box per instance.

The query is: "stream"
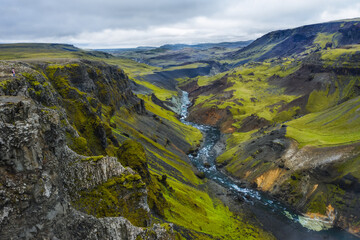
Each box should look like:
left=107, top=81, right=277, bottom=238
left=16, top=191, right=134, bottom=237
left=180, top=91, right=358, bottom=240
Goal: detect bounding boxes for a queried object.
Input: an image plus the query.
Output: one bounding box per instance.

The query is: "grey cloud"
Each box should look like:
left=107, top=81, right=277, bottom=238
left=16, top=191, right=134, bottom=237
left=1, top=0, right=222, bottom=38
left=1, top=0, right=359, bottom=47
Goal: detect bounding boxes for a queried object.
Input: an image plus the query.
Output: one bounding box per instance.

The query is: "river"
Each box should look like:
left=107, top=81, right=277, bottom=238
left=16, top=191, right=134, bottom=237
left=180, top=91, right=358, bottom=240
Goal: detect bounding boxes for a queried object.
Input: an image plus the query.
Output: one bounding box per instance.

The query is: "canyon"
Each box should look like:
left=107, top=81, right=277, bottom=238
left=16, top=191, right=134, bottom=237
left=1, top=18, right=360, bottom=239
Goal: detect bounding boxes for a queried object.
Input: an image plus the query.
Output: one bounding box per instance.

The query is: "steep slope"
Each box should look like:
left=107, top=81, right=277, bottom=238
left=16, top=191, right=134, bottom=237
left=227, top=18, right=360, bottom=64
left=180, top=19, right=360, bottom=237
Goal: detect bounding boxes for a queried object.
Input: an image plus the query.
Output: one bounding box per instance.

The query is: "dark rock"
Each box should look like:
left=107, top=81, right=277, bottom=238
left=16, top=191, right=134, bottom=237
left=204, top=162, right=211, bottom=168
left=195, top=171, right=206, bottom=179
left=238, top=114, right=270, bottom=132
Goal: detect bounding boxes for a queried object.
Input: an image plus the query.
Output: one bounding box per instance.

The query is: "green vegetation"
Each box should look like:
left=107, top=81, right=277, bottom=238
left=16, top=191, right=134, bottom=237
left=82, top=155, right=105, bottom=162
left=190, top=59, right=300, bottom=129
left=334, top=154, right=360, bottom=180
left=163, top=62, right=208, bottom=72
left=104, top=57, right=161, bottom=77
left=0, top=43, right=80, bottom=60
left=320, top=44, right=360, bottom=62
left=162, top=178, right=273, bottom=239
left=66, top=133, right=91, bottom=155
left=287, top=96, right=360, bottom=147
left=11, top=38, right=360, bottom=238
left=117, top=140, right=150, bottom=182
left=137, top=94, right=202, bottom=148
left=217, top=131, right=255, bottom=165
left=135, top=81, right=177, bottom=101
left=307, top=192, right=327, bottom=215
left=72, top=174, right=149, bottom=227
left=313, top=33, right=337, bottom=49
left=306, top=86, right=340, bottom=113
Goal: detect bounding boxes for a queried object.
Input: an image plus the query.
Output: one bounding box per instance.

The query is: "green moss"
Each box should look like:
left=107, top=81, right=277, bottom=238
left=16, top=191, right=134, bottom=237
left=306, top=184, right=346, bottom=215
left=0, top=79, right=11, bottom=91
left=334, top=154, right=360, bottom=180
left=190, top=60, right=300, bottom=127
left=313, top=33, right=336, bottom=49
left=306, top=85, right=340, bottom=113
left=163, top=63, right=208, bottom=72
left=307, top=192, right=327, bottom=214
left=273, top=106, right=300, bottom=123
left=225, top=155, right=254, bottom=175
left=43, top=63, right=122, bottom=157
left=321, top=44, right=360, bottom=62
left=147, top=174, right=170, bottom=217
left=161, top=178, right=274, bottom=239
left=117, top=139, right=150, bottom=183
left=66, top=101, right=103, bottom=153
left=82, top=155, right=104, bottom=162
left=217, top=130, right=255, bottom=167
left=72, top=174, right=149, bottom=227
left=66, top=133, right=90, bottom=155
left=133, top=79, right=177, bottom=101
left=46, top=65, right=85, bottom=99
left=287, top=96, right=360, bottom=147
left=326, top=184, right=346, bottom=209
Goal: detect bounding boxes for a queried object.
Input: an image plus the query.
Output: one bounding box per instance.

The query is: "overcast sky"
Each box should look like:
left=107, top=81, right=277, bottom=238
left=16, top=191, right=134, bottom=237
left=1, top=0, right=359, bottom=48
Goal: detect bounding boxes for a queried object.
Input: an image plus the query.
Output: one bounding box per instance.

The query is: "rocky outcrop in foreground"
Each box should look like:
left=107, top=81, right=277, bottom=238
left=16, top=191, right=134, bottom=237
left=0, top=61, right=174, bottom=239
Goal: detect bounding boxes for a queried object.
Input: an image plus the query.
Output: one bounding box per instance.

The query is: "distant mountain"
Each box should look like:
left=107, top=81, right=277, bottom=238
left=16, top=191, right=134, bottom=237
left=227, top=18, right=360, bottom=63
left=0, top=43, right=80, bottom=51
left=159, top=40, right=253, bottom=50
left=0, top=43, right=113, bottom=59
left=98, top=40, right=253, bottom=53
left=98, top=40, right=253, bottom=67
left=97, top=46, right=157, bottom=53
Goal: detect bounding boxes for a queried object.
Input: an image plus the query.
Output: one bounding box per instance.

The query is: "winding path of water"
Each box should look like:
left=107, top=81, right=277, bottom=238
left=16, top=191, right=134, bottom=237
left=180, top=91, right=358, bottom=240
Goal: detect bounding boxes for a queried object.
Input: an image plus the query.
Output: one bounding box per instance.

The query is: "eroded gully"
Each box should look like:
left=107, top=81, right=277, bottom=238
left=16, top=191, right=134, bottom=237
left=180, top=91, right=358, bottom=240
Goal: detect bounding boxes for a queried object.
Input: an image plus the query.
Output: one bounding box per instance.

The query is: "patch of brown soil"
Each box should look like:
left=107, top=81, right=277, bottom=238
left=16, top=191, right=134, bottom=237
left=188, top=106, right=235, bottom=133
left=255, top=168, right=286, bottom=191
left=189, top=107, right=227, bottom=125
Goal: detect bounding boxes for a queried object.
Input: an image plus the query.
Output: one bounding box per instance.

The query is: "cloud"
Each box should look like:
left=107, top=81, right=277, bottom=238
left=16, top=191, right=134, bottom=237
left=0, top=0, right=359, bottom=48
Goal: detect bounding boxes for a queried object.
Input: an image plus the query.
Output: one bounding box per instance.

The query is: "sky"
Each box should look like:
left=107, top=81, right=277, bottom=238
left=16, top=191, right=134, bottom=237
left=1, top=0, right=360, bottom=49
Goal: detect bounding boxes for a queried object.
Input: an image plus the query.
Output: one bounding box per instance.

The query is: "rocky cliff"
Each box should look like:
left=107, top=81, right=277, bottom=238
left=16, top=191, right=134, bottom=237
left=0, top=60, right=174, bottom=239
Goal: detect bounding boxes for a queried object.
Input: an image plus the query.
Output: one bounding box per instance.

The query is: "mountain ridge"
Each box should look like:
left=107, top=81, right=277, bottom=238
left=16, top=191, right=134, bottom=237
left=227, top=18, right=360, bottom=64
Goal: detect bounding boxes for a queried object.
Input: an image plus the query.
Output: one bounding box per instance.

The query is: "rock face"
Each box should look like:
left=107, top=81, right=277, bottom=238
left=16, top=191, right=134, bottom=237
left=0, top=61, right=174, bottom=239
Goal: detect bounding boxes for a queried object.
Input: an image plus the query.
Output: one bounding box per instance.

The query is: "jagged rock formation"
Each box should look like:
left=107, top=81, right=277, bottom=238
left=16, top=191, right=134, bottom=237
left=0, top=61, right=174, bottom=239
